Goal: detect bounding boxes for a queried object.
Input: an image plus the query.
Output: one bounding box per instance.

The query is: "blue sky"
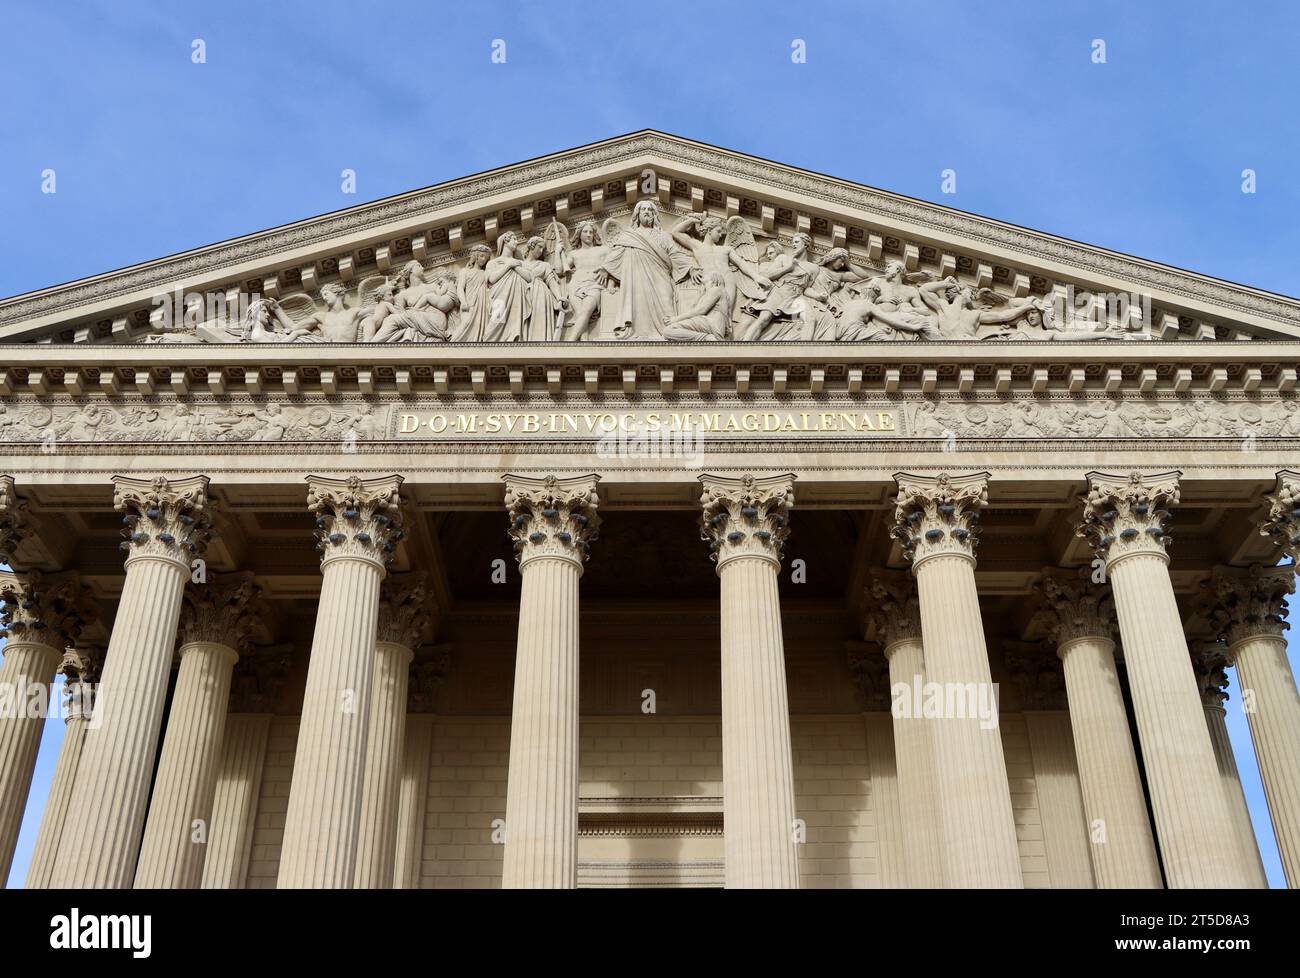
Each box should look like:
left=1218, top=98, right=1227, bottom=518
left=2, top=0, right=1298, bottom=886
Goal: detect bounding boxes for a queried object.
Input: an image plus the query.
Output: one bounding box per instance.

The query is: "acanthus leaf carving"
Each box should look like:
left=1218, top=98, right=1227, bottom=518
left=0, top=570, right=96, bottom=647
left=1032, top=568, right=1115, bottom=646
left=307, top=474, right=405, bottom=569
left=504, top=473, right=601, bottom=568
left=892, top=471, right=988, bottom=565
left=864, top=570, right=922, bottom=650
left=698, top=472, right=794, bottom=568
left=1079, top=471, right=1180, bottom=566
left=1261, top=469, right=1300, bottom=565
left=177, top=576, right=260, bottom=654
left=114, top=474, right=212, bottom=567
left=376, top=572, right=433, bottom=650
left=1201, top=563, right=1294, bottom=649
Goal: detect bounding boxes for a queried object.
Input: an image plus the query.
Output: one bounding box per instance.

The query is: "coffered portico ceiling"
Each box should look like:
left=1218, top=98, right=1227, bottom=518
left=2, top=129, right=1298, bottom=347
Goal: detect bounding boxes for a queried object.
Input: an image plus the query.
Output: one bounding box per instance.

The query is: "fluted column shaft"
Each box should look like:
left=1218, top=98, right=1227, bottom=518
left=277, top=556, right=383, bottom=887
left=1200, top=701, right=1267, bottom=887
left=51, top=555, right=191, bottom=887
left=500, top=473, right=598, bottom=889
left=1106, top=556, right=1246, bottom=886
left=201, top=713, right=271, bottom=889
left=913, top=553, right=1022, bottom=887
left=1057, top=634, right=1162, bottom=887
left=25, top=705, right=91, bottom=888
left=394, top=714, right=435, bottom=889
left=883, top=637, right=944, bottom=888
left=1232, top=632, right=1300, bottom=887
left=0, top=638, right=62, bottom=882
left=278, top=473, right=403, bottom=889
left=134, top=640, right=239, bottom=888
left=354, top=640, right=414, bottom=888
left=719, top=554, right=800, bottom=888
left=502, top=555, right=581, bottom=888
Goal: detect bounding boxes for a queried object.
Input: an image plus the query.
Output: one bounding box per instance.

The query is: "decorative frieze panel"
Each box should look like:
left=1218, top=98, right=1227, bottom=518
left=1, top=394, right=1297, bottom=449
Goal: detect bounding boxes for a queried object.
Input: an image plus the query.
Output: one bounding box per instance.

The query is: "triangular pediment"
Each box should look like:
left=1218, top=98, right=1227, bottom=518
left=2, top=130, right=1298, bottom=346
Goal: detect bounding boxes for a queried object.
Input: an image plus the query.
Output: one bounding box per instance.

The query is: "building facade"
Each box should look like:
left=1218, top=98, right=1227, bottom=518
left=0, top=132, right=1298, bottom=889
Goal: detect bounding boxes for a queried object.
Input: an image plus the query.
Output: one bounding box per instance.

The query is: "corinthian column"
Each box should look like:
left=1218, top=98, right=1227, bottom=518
left=25, top=645, right=104, bottom=888
left=1188, top=640, right=1267, bottom=887
left=394, top=647, right=449, bottom=889
left=893, top=472, right=1021, bottom=888
left=201, top=648, right=288, bottom=889
left=500, top=474, right=599, bottom=889
left=1079, top=470, right=1249, bottom=887
left=0, top=568, right=93, bottom=884
left=277, top=475, right=404, bottom=889
left=134, top=578, right=259, bottom=888
left=52, top=475, right=211, bottom=888
left=1033, top=571, right=1161, bottom=888
left=866, top=571, right=943, bottom=888
left=354, top=574, right=431, bottom=889
left=699, top=473, right=800, bottom=889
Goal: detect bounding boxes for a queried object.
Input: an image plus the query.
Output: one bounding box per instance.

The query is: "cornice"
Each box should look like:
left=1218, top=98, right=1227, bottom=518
left=2, top=131, right=1298, bottom=342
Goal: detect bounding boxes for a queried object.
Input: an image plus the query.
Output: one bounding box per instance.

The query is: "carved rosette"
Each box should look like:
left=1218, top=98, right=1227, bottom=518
left=1202, top=564, right=1294, bottom=652
left=0, top=475, right=31, bottom=567
left=1261, top=469, right=1300, bottom=565
left=864, top=571, right=922, bottom=650
left=408, top=644, right=453, bottom=714
left=0, top=570, right=95, bottom=647
left=114, top=474, right=212, bottom=568
left=892, top=471, right=989, bottom=566
left=698, top=473, right=795, bottom=570
left=504, top=474, right=601, bottom=570
left=845, top=641, right=891, bottom=711
left=377, top=573, right=433, bottom=649
left=1032, top=569, right=1115, bottom=647
left=229, top=645, right=291, bottom=714
left=1190, top=641, right=1232, bottom=710
left=1078, top=471, right=1180, bottom=567
left=307, top=474, right=405, bottom=569
left=177, top=578, right=260, bottom=655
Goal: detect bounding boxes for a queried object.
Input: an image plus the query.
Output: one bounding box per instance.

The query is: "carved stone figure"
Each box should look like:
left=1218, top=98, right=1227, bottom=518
left=453, top=244, right=493, bottom=341
left=519, top=236, right=568, bottom=341
left=662, top=272, right=731, bottom=341
left=670, top=214, right=770, bottom=325
left=294, top=283, right=368, bottom=342
left=552, top=219, right=613, bottom=341
left=484, top=231, right=536, bottom=343
left=371, top=261, right=458, bottom=342
left=741, top=234, right=833, bottom=341
left=600, top=200, right=699, bottom=339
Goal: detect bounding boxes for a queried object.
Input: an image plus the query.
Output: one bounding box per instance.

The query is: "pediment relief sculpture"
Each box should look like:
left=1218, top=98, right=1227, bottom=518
left=137, top=202, right=1157, bottom=347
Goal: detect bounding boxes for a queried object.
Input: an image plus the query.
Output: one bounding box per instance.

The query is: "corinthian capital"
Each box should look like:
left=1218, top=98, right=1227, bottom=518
left=114, top=475, right=212, bottom=567
left=504, top=474, right=601, bottom=569
left=408, top=644, right=452, bottom=713
left=1078, top=471, right=1179, bottom=566
left=0, top=570, right=95, bottom=646
left=177, top=577, right=261, bottom=654
left=0, top=475, right=31, bottom=567
left=229, top=645, right=291, bottom=714
left=1032, top=568, right=1115, bottom=647
left=377, top=573, right=434, bottom=649
left=699, top=473, right=795, bottom=569
left=1190, top=641, right=1231, bottom=710
left=1261, top=469, right=1300, bottom=565
left=864, top=570, right=921, bottom=649
left=892, top=471, right=988, bottom=565
left=307, top=474, right=405, bottom=568
left=1201, top=564, right=1294, bottom=650
left=846, top=641, right=891, bottom=711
